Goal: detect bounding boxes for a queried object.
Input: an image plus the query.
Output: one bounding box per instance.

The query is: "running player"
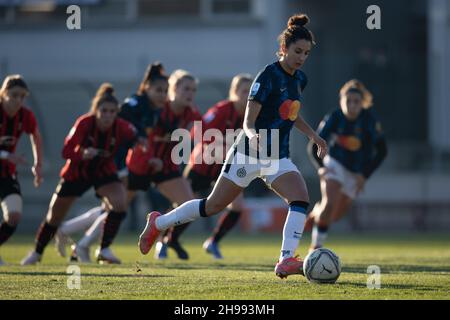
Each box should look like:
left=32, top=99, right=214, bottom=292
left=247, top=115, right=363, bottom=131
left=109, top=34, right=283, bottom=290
left=139, top=13, right=328, bottom=279
left=0, top=75, right=43, bottom=265
left=54, top=62, right=167, bottom=262
left=160, top=73, right=253, bottom=260
left=61, top=69, right=201, bottom=262
left=305, top=79, right=387, bottom=251
left=21, top=83, right=137, bottom=265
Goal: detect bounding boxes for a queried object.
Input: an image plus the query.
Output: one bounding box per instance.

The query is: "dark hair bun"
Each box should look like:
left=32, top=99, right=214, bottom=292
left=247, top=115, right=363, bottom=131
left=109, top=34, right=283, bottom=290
left=288, top=14, right=309, bottom=28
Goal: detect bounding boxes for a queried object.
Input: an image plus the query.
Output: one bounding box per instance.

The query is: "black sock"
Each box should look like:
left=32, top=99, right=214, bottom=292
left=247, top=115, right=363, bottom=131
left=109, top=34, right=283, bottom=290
left=35, top=222, right=58, bottom=255
left=212, top=210, right=241, bottom=243
left=168, top=223, right=191, bottom=243
left=100, top=211, right=126, bottom=249
left=0, top=222, right=17, bottom=246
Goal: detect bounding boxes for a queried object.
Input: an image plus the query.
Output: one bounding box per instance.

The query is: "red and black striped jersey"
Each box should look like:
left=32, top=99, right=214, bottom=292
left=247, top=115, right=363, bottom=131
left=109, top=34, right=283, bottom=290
left=60, top=114, right=137, bottom=181
left=150, top=102, right=202, bottom=176
left=0, top=104, right=38, bottom=178
left=190, top=100, right=243, bottom=179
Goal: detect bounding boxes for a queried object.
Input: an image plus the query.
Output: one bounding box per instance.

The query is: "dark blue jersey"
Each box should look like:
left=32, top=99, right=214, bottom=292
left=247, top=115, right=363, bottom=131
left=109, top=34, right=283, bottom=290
left=235, top=61, right=307, bottom=159
left=316, top=108, right=387, bottom=178
left=114, top=93, right=160, bottom=170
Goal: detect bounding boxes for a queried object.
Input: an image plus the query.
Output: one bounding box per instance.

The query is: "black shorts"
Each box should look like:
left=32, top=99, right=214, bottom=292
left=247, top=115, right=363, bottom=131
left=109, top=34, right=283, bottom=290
left=128, top=170, right=182, bottom=191
left=0, top=176, right=21, bottom=200
left=56, top=174, right=120, bottom=198
left=186, top=170, right=215, bottom=194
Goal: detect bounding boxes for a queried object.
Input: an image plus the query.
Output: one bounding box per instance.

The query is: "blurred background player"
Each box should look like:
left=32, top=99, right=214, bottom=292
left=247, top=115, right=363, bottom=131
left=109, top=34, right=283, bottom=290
left=138, top=13, right=328, bottom=279
left=0, top=75, right=43, bottom=266
left=60, top=68, right=201, bottom=262
left=21, top=83, right=137, bottom=265
left=158, top=73, right=253, bottom=260
left=305, top=79, right=387, bottom=252
left=54, top=62, right=167, bottom=262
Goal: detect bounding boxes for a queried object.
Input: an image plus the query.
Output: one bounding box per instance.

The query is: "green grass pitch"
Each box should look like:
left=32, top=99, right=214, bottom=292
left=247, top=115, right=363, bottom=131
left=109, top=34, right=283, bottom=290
left=1, top=233, right=449, bottom=300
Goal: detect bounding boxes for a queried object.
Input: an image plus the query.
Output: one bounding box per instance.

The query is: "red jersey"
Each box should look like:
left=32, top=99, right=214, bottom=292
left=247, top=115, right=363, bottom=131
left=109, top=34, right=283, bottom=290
left=127, top=102, right=201, bottom=176
left=60, top=114, right=136, bottom=181
left=190, top=100, right=243, bottom=179
left=0, top=104, right=38, bottom=178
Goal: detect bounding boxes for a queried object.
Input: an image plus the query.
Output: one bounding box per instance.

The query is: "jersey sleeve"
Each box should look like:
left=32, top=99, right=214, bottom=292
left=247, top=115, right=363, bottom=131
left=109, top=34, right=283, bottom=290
left=317, top=112, right=337, bottom=141
left=248, top=69, right=273, bottom=105
left=23, top=109, right=38, bottom=134
left=62, top=117, right=88, bottom=161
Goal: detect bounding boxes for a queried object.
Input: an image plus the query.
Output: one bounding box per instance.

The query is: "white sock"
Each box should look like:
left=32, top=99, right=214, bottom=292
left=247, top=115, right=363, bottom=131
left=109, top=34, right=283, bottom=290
left=280, top=207, right=307, bottom=261
left=155, top=199, right=202, bottom=231
left=77, top=212, right=107, bottom=248
left=59, top=206, right=103, bottom=236
left=311, top=224, right=328, bottom=249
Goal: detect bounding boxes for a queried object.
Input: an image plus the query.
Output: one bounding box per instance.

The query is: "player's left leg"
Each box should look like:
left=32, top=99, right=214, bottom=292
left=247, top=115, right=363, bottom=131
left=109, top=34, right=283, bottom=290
left=269, top=170, right=309, bottom=279
left=203, top=193, right=244, bottom=259
left=95, top=182, right=128, bottom=264
left=155, top=177, right=195, bottom=260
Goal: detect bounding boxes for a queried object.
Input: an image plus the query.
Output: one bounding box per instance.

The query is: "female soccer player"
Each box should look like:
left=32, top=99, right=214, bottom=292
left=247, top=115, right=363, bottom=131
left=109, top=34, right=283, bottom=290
left=139, top=13, right=328, bottom=279
left=163, top=73, right=253, bottom=260
left=54, top=62, right=167, bottom=262
left=306, top=79, right=387, bottom=252
left=21, top=83, right=137, bottom=265
left=0, top=75, right=43, bottom=265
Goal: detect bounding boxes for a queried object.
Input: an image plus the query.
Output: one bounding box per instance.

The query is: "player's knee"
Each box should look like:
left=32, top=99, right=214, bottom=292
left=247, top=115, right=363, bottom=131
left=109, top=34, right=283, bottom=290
left=6, top=211, right=21, bottom=226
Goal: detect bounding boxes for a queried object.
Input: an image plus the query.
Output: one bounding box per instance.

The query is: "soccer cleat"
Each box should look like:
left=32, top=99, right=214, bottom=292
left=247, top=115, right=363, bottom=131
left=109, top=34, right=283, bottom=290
left=154, top=241, right=168, bottom=259
left=203, top=238, right=223, bottom=259
left=70, top=244, right=91, bottom=263
left=20, top=251, right=42, bottom=265
left=55, top=230, right=71, bottom=258
left=138, top=211, right=161, bottom=255
left=167, top=240, right=189, bottom=260
left=274, top=256, right=304, bottom=279
left=95, top=247, right=121, bottom=264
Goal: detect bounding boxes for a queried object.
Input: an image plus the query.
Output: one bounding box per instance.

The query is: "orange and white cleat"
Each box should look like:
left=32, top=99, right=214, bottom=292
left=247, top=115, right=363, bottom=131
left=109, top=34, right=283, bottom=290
left=274, top=256, right=304, bottom=279
left=138, top=211, right=161, bottom=255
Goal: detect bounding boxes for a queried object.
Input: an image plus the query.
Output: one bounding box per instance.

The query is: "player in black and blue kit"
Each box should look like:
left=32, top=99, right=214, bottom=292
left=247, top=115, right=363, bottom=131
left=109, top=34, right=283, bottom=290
left=54, top=63, right=167, bottom=263
left=138, top=14, right=328, bottom=280
left=306, top=79, right=387, bottom=252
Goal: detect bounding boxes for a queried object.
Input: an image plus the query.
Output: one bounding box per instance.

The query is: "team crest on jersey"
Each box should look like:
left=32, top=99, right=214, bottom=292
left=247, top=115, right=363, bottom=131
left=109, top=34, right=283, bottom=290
left=125, top=97, right=138, bottom=107
left=250, top=82, right=260, bottom=96
left=237, top=166, right=247, bottom=178
left=279, top=99, right=301, bottom=121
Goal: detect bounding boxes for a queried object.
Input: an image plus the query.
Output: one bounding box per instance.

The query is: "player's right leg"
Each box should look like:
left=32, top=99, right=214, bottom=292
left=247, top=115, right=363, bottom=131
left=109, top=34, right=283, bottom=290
left=0, top=191, right=23, bottom=265
left=139, top=175, right=243, bottom=255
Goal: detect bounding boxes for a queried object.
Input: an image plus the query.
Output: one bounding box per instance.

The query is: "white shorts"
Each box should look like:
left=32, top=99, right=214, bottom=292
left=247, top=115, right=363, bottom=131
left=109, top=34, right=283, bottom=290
left=221, top=151, right=300, bottom=188
left=323, top=155, right=359, bottom=199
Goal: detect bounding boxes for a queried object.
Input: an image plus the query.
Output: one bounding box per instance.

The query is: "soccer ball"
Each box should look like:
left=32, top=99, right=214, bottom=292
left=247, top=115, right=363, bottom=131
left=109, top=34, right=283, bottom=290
left=303, top=248, right=341, bottom=284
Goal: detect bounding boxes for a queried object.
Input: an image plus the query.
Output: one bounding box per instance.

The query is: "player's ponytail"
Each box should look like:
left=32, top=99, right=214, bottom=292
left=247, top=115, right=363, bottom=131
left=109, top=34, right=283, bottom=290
left=90, top=82, right=119, bottom=113
left=137, top=61, right=169, bottom=95
left=277, top=13, right=315, bottom=58
left=0, top=74, right=29, bottom=102
left=340, top=79, right=373, bottom=109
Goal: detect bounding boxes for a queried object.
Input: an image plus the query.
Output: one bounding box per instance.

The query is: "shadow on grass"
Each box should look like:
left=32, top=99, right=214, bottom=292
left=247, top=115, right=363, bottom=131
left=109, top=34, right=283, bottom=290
left=335, top=280, right=440, bottom=291
left=0, top=271, right=173, bottom=278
